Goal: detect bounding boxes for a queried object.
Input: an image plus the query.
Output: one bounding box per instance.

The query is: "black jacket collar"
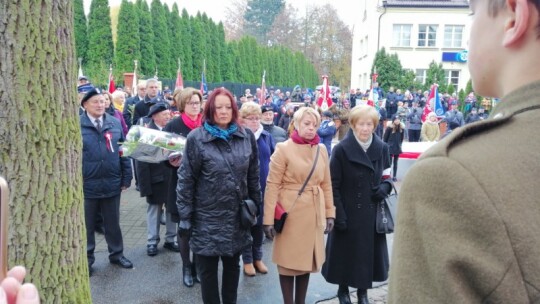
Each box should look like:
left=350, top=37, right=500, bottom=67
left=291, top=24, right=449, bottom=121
left=340, top=130, right=384, bottom=171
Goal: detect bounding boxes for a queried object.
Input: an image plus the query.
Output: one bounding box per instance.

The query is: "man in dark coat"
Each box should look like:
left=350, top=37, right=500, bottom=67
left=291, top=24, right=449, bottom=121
left=132, top=78, right=160, bottom=126
left=80, top=88, right=133, bottom=275
left=123, top=82, right=146, bottom=129
left=136, top=103, right=179, bottom=256
left=261, top=105, right=287, bottom=143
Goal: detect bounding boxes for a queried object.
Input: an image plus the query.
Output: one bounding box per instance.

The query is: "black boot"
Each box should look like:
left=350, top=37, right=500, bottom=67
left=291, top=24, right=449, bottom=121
left=337, top=291, right=352, bottom=304
left=357, top=289, right=369, bottom=304
left=192, top=260, right=200, bottom=283
left=182, top=265, right=194, bottom=287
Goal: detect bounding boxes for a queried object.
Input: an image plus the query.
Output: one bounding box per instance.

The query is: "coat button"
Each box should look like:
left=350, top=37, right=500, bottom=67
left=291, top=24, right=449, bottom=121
left=357, top=204, right=362, bottom=209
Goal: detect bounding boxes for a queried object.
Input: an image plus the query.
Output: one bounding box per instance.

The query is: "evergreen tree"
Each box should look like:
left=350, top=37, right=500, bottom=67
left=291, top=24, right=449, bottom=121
left=218, top=23, right=233, bottom=82
left=371, top=48, right=403, bottom=91
left=458, top=88, right=466, bottom=104
left=191, top=15, right=206, bottom=82
left=1, top=1, right=91, bottom=301
left=73, top=0, right=88, bottom=65
left=87, top=0, right=114, bottom=80
left=168, top=4, right=183, bottom=82
left=115, top=0, right=140, bottom=79
left=400, top=69, right=417, bottom=92
left=425, top=60, right=446, bottom=89
left=465, top=79, right=474, bottom=94
left=136, top=0, right=156, bottom=78
left=180, top=9, right=193, bottom=81
left=244, top=0, right=285, bottom=44
left=447, top=83, right=456, bottom=95
left=151, top=0, right=172, bottom=78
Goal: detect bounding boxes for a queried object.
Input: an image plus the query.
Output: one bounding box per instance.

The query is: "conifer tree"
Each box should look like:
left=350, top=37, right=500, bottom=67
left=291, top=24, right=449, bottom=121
left=115, top=0, right=140, bottom=79
left=87, top=0, right=114, bottom=81
left=136, top=0, right=156, bottom=77
left=168, top=4, right=183, bottom=81
left=191, top=14, right=205, bottom=81
left=151, top=0, right=172, bottom=78
left=180, top=9, right=193, bottom=81
left=73, top=0, right=88, bottom=65
left=218, top=23, right=233, bottom=82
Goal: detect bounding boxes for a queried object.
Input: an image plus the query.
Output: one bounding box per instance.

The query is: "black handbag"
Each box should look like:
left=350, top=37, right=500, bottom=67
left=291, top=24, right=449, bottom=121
left=216, top=143, right=259, bottom=230
left=376, top=184, right=398, bottom=234
left=240, top=199, right=258, bottom=228
left=274, top=145, right=320, bottom=233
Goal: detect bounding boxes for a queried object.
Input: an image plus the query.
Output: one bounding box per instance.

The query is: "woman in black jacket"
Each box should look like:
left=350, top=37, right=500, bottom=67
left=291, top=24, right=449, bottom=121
left=176, top=88, right=261, bottom=304
left=383, top=115, right=404, bottom=181
left=164, top=88, right=203, bottom=287
left=322, top=105, right=393, bottom=304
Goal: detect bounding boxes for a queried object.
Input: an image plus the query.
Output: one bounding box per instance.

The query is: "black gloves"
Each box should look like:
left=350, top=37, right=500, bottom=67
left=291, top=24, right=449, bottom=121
left=324, top=218, right=335, bottom=234
left=178, top=220, right=192, bottom=238
left=263, top=225, right=276, bottom=240
left=371, top=181, right=392, bottom=202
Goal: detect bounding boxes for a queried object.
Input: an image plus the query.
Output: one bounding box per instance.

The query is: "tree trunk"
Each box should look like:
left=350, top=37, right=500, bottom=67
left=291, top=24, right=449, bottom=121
left=0, top=1, right=91, bottom=303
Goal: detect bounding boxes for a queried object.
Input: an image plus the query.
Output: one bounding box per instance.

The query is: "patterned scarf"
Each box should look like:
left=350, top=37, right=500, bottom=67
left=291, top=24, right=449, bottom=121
left=203, top=121, right=238, bottom=141
left=291, top=130, right=320, bottom=146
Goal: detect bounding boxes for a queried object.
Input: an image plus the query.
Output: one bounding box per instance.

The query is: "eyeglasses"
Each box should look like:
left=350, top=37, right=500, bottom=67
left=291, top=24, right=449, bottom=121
left=244, top=117, right=260, bottom=122
left=186, top=102, right=201, bottom=106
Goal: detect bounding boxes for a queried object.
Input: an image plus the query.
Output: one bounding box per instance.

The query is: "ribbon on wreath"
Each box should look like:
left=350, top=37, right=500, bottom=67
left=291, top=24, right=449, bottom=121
left=104, top=132, right=115, bottom=152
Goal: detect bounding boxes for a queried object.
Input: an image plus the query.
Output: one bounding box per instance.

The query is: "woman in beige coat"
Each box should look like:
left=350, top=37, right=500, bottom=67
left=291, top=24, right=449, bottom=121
left=420, top=112, right=440, bottom=142
left=263, top=107, right=335, bottom=304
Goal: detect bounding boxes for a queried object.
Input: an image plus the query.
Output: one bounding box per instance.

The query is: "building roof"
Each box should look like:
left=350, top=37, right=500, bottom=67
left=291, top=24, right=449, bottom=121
left=383, top=0, right=470, bottom=8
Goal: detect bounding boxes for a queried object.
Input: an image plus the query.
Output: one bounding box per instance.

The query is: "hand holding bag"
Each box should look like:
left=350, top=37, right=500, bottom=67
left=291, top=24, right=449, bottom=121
left=274, top=145, right=320, bottom=233
left=376, top=183, right=398, bottom=234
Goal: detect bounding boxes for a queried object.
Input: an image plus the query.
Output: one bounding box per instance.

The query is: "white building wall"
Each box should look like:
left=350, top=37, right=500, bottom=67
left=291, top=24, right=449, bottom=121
left=351, top=3, right=471, bottom=92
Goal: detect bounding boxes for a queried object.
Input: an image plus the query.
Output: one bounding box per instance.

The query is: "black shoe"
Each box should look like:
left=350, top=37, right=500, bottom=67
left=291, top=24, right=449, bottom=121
left=163, top=242, right=180, bottom=252
left=357, top=290, right=369, bottom=304
left=192, top=262, right=200, bottom=283
left=337, top=291, right=352, bottom=304
left=147, top=244, right=158, bottom=256
left=183, top=265, right=194, bottom=287
left=95, top=226, right=105, bottom=235
left=110, top=256, right=133, bottom=269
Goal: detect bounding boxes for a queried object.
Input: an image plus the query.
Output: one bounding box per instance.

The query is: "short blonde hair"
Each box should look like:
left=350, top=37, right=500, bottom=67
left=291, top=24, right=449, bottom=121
left=293, top=107, right=321, bottom=129
left=348, top=105, right=379, bottom=127
left=239, top=101, right=262, bottom=118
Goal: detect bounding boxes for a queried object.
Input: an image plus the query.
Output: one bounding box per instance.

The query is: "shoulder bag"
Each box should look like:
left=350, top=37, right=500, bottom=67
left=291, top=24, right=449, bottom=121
left=275, top=144, right=320, bottom=233
left=376, top=183, right=398, bottom=234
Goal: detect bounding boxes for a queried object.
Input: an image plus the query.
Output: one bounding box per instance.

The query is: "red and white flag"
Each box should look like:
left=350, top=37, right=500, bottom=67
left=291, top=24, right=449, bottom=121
left=260, top=70, right=266, bottom=105
left=175, top=60, right=184, bottom=90
left=108, top=66, right=116, bottom=93
left=316, top=75, right=333, bottom=110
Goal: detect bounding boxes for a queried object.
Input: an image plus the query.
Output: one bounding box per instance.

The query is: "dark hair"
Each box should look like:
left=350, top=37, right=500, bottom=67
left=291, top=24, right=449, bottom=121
left=202, top=87, right=239, bottom=126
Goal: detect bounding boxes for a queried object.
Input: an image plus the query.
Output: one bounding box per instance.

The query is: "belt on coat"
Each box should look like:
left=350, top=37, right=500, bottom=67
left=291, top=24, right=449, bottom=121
left=281, top=184, right=324, bottom=228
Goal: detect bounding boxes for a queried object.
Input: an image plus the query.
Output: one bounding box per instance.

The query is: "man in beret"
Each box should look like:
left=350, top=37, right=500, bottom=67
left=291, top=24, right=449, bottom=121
left=80, top=88, right=134, bottom=275
left=134, top=103, right=179, bottom=256
left=261, top=104, right=287, bottom=143
left=317, top=111, right=337, bottom=156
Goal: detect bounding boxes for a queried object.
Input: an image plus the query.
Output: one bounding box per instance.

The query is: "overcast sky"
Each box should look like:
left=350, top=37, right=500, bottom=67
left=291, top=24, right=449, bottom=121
left=83, top=0, right=359, bottom=27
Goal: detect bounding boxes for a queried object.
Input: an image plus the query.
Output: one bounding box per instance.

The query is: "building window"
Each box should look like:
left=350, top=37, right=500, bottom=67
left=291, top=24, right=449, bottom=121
left=444, top=25, right=464, bottom=48
left=393, top=24, right=412, bottom=47
left=416, top=69, right=427, bottom=85
left=445, top=70, right=460, bottom=90
left=359, top=39, right=364, bottom=56
left=418, top=25, right=438, bottom=47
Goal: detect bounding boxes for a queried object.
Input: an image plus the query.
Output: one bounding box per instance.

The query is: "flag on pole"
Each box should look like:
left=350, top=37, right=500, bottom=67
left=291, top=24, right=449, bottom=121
left=260, top=70, right=266, bottom=105
left=175, top=59, right=184, bottom=90
left=132, top=60, right=138, bottom=97
left=367, top=88, right=375, bottom=107
left=200, top=60, right=207, bottom=96
left=108, top=65, right=116, bottom=93
left=316, top=75, right=333, bottom=110
left=429, top=84, right=445, bottom=117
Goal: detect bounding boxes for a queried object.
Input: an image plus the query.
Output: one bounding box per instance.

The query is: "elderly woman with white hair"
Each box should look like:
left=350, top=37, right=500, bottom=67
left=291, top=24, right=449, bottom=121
left=263, top=107, right=335, bottom=304
left=322, top=105, right=393, bottom=304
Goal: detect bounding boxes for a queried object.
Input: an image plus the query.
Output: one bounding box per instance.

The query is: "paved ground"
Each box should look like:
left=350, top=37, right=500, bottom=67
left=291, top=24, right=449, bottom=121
left=90, top=180, right=398, bottom=304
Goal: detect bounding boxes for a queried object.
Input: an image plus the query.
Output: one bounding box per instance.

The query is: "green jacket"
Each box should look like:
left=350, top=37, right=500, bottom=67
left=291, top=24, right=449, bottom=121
left=388, top=80, right=540, bottom=303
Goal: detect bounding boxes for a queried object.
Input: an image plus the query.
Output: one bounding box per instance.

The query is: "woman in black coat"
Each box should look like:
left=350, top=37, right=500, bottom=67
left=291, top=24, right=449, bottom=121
left=176, top=88, right=261, bottom=304
left=322, top=105, right=393, bottom=304
left=383, top=115, right=404, bottom=181
left=164, top=88, right=203, bottom=287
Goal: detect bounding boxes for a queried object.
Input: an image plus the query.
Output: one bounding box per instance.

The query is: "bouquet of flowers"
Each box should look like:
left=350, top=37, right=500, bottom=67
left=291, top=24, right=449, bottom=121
left=121, top=126, right=186, bottom=163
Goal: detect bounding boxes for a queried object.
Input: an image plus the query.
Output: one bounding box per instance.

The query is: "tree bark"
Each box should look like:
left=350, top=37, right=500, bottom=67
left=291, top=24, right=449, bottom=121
left=0, top=1, right=91, bottom=302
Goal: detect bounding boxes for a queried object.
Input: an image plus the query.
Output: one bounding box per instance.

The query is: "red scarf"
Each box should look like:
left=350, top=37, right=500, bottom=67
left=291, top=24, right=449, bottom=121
left=181, top=113, right=202, bottom=130
left=291, top=130, right=320, bottom=146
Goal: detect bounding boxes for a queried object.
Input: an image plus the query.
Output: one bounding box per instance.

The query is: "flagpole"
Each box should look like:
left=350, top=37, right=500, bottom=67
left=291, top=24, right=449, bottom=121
left=132, top=60, right=138, bottom=97
left=108, top=64, right=112, bottom=92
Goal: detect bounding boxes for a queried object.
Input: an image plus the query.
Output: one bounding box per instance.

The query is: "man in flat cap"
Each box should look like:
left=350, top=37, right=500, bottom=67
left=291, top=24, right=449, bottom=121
left=80, top=88, right=134, bottom=275
left=135, top=103, right=179, bottom=256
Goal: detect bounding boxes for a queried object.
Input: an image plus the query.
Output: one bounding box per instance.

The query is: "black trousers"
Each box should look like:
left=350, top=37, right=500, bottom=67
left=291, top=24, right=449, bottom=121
left=408, top=129, right=421, bottom=142
left=85, top=194, right=124, bottom=266
left=196, top=252, right=241, bottom=304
